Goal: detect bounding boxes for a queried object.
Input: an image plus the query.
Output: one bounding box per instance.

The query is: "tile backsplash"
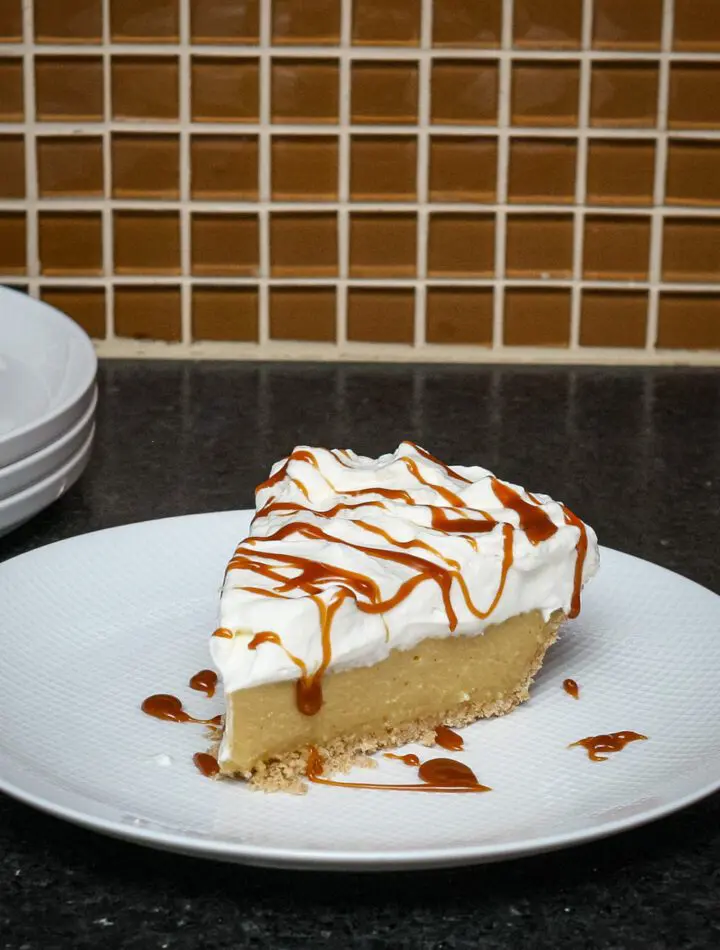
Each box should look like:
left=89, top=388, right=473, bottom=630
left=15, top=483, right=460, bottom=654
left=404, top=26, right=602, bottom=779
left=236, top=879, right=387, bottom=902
left=1, top=0, right=719, bottom=363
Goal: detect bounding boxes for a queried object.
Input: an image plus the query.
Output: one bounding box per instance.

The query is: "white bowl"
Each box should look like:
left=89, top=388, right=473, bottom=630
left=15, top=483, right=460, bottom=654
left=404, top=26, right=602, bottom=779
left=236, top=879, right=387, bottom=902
left=0, top=287, right=97, bottom=469
left=0, top=387, right=97, bottom=501
left=0, top=426, right=95, bottom=538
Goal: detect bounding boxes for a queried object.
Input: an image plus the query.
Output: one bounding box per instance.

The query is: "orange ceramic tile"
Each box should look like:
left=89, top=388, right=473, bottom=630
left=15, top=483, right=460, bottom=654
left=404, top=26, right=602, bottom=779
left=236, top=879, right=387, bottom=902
left=657, top=293, right=720, bottom=349
left=513, top=0, right=582, bottom=49
left=40, top=287, right=106, bottom=339
left=191, top=57, right=259, bottom=123
left=192, top=287, right=258, bottom=342
left=35, top=56, right=103, bottom=121
left=190, top=135, right=258, bottom=200
left=110, top=0, right=178, bottom=42
left=350, top=135, right=417, bottom=201
left=191, top=213, right=259, bottom=277
left=0, top=136, right=25, bottom=198
left=352, top=0, right=420, bottom=46
left=431, top=61, right=498, bottom=126
left=673, top=0, right=720, bottom=51
left=0, top=213, right=26, bottom=275
left=349, top=213, right=416, bottom=277
left=38, top=212, right=103, bottom=275
left=35, top=0, right=102, bottom=43
left=427, top=214, right=495, bottom=277
left=272, top=59, right=339, bottom=123
left=590, top=62, right=659, bottom=127
left=669, top=64, right=720, bottom=129
left=111, top=56, right=179, bottom=121
left=190, top=0, right=259, bottom=44
left=112, top=133, right=179, bottom=199
left=663, top=218, right=720, bottom=282
left=504, top=288, right=571, bottom=346
left=666, top=141, right=720, bottom=206
left=351, top=61, right=418, bottom=124
left=432, top=0, right=502, bottom=47
left=272, top=0, right=341, bottom=45
left=580, top=290, right=648, bottom=347
left=0, top=58, right=22, bottom=120
left=511, top=62, right=579, bottom=127
left=508, top=138, right=576, bottom=204
left=114, top=285, right=181, bottom=341
left=0, top=1, right=22, bottom=42
left=272, top=136, right=338, bottom=200
left=425, top=288, right=493, bottom=345
left=37, top=136, right=103, bottom=197
left=505, top=214, right=574, bottom=278
left=270, top=213, right=338, bottom=276
left=347, top=288, right=415, bottom=343
left=429, top=137, right=497, bottom=203
left=270, top=287, right=336, bottom=341
left=592, top=0, right=662, bottom=50
left=583, top=214, right=651, bottom=279
left=586, top=139, right=655, bottom=206
left=113, top=211, right=180, bottom=275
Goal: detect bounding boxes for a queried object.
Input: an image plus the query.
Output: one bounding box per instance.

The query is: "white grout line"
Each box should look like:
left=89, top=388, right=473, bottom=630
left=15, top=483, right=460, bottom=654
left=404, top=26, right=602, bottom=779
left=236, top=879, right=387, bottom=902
left=101, top=0, right=114, bottom=338
left=12, top=275, right=720, bottom=292
left=178, top=0, right=191, bottom=345
left=413, top=0, right=433, bottom=349
left=20, top=0, right=38, bottom=299
left=5, top=43, right=720, bottom=62
left=91, top=337, right=720, bottom=366
left=336, top=0, right=352, bottom=347
left=569, top=0, right=594, bottom=349
left=492, top=0, right=514, bottom=349
left=257, top=0, right=271, bottom=346
left=646, top=0, right=674, bottom=351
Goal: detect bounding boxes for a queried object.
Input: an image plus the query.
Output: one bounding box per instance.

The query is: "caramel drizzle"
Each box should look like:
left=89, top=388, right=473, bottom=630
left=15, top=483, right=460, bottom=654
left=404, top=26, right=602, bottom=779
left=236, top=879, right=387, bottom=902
left=307, top=747, right=490, bottom=793
left=434, top=724, right=464, bottom=751
left=211, top=627, right=233, bottom=639
left=561, top=504, right=589, bottom=619
left=384, top=752, right=420, bottom=767
left=193, top=752, right=220, bottom=777
left=141, top=694, right=222, bottom=726
left=569, top=731, right=647, bottom=762
left=563, top=677, right=580, bottom=699
left=189, top=669, right=218, bottom=698
left=230, top=447, right=588, bottom=718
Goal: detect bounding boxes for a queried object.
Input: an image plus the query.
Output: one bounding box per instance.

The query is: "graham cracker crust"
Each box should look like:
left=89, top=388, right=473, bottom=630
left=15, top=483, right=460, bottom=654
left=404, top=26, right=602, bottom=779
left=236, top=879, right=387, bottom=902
left=214, top=615, right=561, bottom=794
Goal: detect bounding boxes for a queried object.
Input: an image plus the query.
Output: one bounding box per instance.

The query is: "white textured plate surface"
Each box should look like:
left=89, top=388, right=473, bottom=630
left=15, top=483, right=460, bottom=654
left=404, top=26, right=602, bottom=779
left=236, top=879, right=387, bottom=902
left=0, top=426, right=94, bottom=538
left=0, top=287, right=96, bottom=468
left=0, top=387, right=97, bottom=501
left=0, top=511, right=718, bottom=871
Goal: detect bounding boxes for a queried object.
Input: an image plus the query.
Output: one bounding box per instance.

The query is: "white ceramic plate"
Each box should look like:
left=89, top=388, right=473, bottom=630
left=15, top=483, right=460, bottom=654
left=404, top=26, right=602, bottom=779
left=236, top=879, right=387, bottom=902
left=0, top=512, right=718, bottom=871
left=0, top=426, right=94, bottom=538
left=0, top=287, right=97, bottom=468
left=0, top=387, right=97, bottom=501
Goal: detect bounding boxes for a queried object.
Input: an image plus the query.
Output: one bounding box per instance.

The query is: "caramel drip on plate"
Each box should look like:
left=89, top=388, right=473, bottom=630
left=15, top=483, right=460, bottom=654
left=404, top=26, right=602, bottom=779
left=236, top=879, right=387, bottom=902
left=561, top=504, right=589, bottom=619
left=141, top=694, right=222, bottom=726
left=434, top=724, right=464, bottom=751
left=563, top=678, right=579, bottom=699
left=189, top=669, right=218, bottom=698
left=193, top=752, right=220, bottom=777
left=384, top=752, right=420, bottom=766
left=229, top=446, right=589, bottom=719
left=569, top=731, right=647, bottom=761
left=307, top=747, right=490, bottom=793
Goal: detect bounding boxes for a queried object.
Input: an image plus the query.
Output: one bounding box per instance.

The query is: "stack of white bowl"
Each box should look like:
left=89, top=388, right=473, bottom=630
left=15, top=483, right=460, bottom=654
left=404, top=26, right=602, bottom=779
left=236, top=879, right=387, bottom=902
left=0, top=287, right=97, bottom=538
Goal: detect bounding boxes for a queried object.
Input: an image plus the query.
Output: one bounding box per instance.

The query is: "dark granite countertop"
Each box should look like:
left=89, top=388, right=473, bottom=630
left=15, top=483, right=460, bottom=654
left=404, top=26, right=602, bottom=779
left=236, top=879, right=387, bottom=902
left=1, top=361, right=719, bottom=949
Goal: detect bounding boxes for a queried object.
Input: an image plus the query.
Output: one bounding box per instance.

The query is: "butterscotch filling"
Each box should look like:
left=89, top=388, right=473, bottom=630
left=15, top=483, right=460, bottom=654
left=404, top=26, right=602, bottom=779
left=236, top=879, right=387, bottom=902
left=219, top=608, right=563, bottom=784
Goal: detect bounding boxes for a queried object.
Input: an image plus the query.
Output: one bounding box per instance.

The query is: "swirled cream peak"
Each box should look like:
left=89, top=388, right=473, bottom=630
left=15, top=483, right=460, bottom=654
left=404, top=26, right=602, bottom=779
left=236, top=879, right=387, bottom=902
left=212, top=442, right=598, bottom=696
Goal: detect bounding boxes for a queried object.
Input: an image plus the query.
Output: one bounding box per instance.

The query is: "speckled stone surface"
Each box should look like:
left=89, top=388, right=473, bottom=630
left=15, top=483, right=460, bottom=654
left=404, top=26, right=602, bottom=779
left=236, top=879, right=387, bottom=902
left=0, top=361, right=718, bottom=949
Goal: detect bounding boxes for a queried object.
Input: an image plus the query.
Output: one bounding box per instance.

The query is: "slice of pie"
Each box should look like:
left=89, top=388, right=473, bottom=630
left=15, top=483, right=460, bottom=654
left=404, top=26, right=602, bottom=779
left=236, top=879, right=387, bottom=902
left=210, top=442, right=598, bottom=790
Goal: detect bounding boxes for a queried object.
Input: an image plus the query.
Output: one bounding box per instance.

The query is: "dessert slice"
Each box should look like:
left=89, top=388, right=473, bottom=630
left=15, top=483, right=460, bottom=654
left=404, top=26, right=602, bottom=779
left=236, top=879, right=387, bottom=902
left=211, top=442, right=598, bottom=789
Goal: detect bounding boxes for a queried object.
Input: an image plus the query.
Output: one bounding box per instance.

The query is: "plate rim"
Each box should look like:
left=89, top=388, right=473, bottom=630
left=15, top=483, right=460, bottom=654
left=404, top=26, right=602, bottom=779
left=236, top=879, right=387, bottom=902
left=0, top=286, right=97, bottom=462
left=0, top=514, right=719, bottom=870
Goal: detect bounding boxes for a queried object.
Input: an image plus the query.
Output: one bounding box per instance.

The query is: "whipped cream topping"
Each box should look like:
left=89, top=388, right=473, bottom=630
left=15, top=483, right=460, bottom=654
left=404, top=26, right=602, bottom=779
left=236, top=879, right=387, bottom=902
left=211, top=442, right=599, bottom=703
